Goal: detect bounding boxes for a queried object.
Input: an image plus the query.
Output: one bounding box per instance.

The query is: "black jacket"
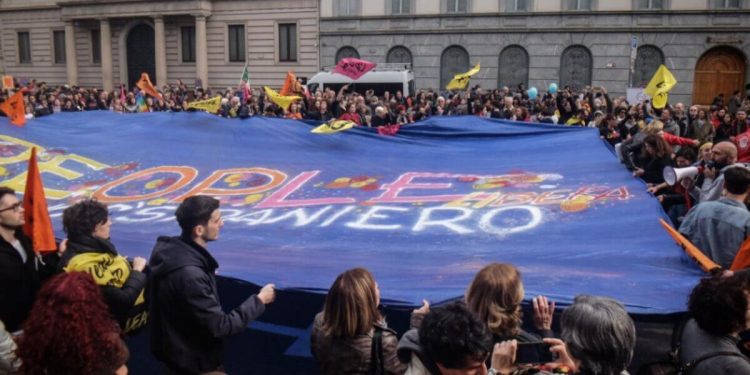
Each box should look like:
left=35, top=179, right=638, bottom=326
left=58, top=235, right=147, bottom=333
left=371, top=113, right=395, bottom=127
left=148, top=236, right=266, bottom=374
left=0, top=231, right=58, bottom=332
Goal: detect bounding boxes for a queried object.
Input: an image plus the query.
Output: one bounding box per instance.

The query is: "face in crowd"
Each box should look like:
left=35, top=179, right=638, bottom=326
left=200, top=208, right=224, bottom=243
left=0, top=192, right=24, bottom=230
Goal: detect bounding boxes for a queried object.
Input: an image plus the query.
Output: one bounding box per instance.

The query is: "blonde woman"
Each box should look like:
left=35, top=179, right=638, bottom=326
left=697, top=142, right=714, bottom=166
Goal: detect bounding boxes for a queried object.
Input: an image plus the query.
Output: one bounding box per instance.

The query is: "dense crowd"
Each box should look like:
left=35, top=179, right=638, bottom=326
left=2, top=78, right=750, bottom=375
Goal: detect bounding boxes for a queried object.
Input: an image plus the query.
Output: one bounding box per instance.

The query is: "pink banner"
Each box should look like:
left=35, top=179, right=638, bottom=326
left=333, top=58, right=376, bottom=80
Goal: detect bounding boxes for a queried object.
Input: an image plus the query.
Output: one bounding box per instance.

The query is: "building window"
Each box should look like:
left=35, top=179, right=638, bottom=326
left=638, top=0, right=663, bottom=9
left=498, top=45, right=529, bottom=89
left=632, top=45, right=664, bottom=87
left=386, top=46, right=412, bottom=67
left=567, top=0, right=591, bottom=10
left=446, top=0, right=469, bottom=12
left=713, top=0, right=740, bottom=8
left=336, top=0, right=361, bottom=16
left=440, top=45, right=470, bottom=89
left=506, top=0, right=528, bottom=11
left=53, top=30, right=66, bottom=64
left=560, top=45, right=592, bottom=91
left=17, top=32, right=31, bottom=64
left=278, top=23, right=297, bottom=62
left=91, top=29, right=101, bottom=64
left=392, top=0, right=411, bottom=14
left=181, top=26, right=196, bottom=63
left=335, top=46, right=360, bottom=63
left=228, top=25, right=245, bottom=62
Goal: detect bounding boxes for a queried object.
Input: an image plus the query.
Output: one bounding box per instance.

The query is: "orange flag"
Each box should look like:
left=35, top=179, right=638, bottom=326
left=136, top=73, right=163, bottom=101
left=730, top=237, right=750, bottom=271
left=22, top=147, right=57, bottom=253
left=280, top=71, right=297, bottom=96
left=0, top=89, right=26, bottom=126
left=659, top=219, right=720, bottom=273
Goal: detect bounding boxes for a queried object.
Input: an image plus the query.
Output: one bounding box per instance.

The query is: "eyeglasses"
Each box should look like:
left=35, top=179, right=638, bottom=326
left=0, top=202, right=22, bottom=213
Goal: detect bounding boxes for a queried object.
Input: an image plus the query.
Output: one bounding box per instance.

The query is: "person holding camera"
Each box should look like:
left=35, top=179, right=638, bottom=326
left=491, top=295, right=635, bottom=375
left=689, top=141, right=741, bottom=203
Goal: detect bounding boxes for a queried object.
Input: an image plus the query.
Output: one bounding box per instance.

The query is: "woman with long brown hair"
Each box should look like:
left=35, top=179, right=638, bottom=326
left=465, top=263, right=555, bottom=362
left=633, top=134, right=674, bottom=185
left=312, top=268, right=420, bottom=374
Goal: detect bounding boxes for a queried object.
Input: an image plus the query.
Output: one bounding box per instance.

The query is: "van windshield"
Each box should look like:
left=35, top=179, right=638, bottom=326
left=326, top=82, right=404, bottom=97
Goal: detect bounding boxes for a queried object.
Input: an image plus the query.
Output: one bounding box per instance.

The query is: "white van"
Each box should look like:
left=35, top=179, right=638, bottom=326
left=307, top=63, right=415, bottom=97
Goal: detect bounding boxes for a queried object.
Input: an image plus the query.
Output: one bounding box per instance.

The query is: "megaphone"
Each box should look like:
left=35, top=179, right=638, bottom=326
left=663, top=166, right=700, bottom=186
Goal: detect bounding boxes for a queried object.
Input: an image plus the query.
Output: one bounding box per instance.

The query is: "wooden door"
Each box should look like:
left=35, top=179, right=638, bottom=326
left=693, top=47, right=745, bottom=105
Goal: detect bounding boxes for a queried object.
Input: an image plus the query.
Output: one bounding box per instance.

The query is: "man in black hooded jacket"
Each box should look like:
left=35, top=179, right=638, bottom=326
left=0, top=187, right=60, bottom=333
left=148, top=195, right=276, bottom=374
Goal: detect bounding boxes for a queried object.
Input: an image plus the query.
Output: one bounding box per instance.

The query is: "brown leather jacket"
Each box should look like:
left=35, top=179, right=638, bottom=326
left=311, top=312, right=407, bottom=375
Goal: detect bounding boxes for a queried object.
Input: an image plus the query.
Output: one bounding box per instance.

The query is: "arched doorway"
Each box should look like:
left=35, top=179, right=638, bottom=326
left=440, top=45, right=470, bottom=89
left=127, top=24, right=155, bottom=89
left=560, top=45, right=592, bottom=92
left=335, top=46, right=359, bottom=63
left=498, top=45, right=529, bottom=89
left=693, top=47, right=746, bottom=105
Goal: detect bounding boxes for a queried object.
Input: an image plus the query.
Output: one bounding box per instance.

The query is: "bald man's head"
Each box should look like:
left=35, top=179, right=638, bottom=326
left=712, top=141, right=738, bottom=165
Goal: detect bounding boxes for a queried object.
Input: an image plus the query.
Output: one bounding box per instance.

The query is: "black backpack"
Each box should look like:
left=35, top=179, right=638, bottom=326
left=639, top=318, right=750, bottom=375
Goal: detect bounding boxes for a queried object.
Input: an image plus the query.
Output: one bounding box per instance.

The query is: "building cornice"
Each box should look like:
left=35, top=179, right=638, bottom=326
left=0, top=5, right=59, bottom=12
left=57, top=0, right=211, bottom=20
left=320, top=26, right=750, bottom=36
left=0, top=0, right=212, bottom=17
left=321, top=9, right=750, bottom=21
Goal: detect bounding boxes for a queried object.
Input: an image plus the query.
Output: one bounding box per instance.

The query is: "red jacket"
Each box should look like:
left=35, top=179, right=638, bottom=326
left=661, top=132, right=696, bottom=147
left=339, top=112, right=362, bottom=125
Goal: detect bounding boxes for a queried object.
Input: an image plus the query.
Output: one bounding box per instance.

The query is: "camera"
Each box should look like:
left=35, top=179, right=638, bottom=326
left=705, top=160, right=715, bottom=169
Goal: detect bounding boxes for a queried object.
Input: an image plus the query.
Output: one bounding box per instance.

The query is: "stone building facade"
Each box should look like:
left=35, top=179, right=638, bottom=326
left=0, top=0, right=319, bottom=90
left=320, top=0, right=750, bottom=105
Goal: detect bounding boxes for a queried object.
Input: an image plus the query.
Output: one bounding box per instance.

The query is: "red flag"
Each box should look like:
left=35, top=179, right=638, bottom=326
left=22, top=147, right=56, bottom=253
left=377, top=124, right=401, bottom=136
left=136, top=73, right=163, bottom=101
left=0, top=89, right=27, bottom=126
left=333, top=58, right=376, bottom=80
left=280, top=71, right=297, bottom=96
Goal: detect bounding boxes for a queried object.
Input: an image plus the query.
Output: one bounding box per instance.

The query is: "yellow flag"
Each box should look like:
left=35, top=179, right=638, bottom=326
left=644, top=64, right=677, bottom=109
left=446, top=64, right=481, bottom=91
left=264, top=86, right=301, bottom=110
left=311, top=119, right=356, bottom=134
left=186, top=96, right=222, bottom=114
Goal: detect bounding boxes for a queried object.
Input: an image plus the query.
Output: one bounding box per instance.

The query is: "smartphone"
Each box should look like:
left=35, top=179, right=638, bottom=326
left=515, top=341, right=555, bottom=364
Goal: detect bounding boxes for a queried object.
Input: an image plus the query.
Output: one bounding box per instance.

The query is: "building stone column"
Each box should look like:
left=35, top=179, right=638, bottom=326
left=64, top=21, right=79, bottom=86
left=100, top=18, right=113, bottom=92
left=195, top=15, right=208, bottom=88
left=154, top=15, right=168, bottom=87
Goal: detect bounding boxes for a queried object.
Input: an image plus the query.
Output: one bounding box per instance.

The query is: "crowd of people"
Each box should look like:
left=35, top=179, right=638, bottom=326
left=2, top=78, right=750, bottom=374
left=0, top=185, right=749, bottom=374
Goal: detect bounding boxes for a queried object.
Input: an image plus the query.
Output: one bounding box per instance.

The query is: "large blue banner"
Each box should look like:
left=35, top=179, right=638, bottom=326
left=0, top=112, right=702, bottom=314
